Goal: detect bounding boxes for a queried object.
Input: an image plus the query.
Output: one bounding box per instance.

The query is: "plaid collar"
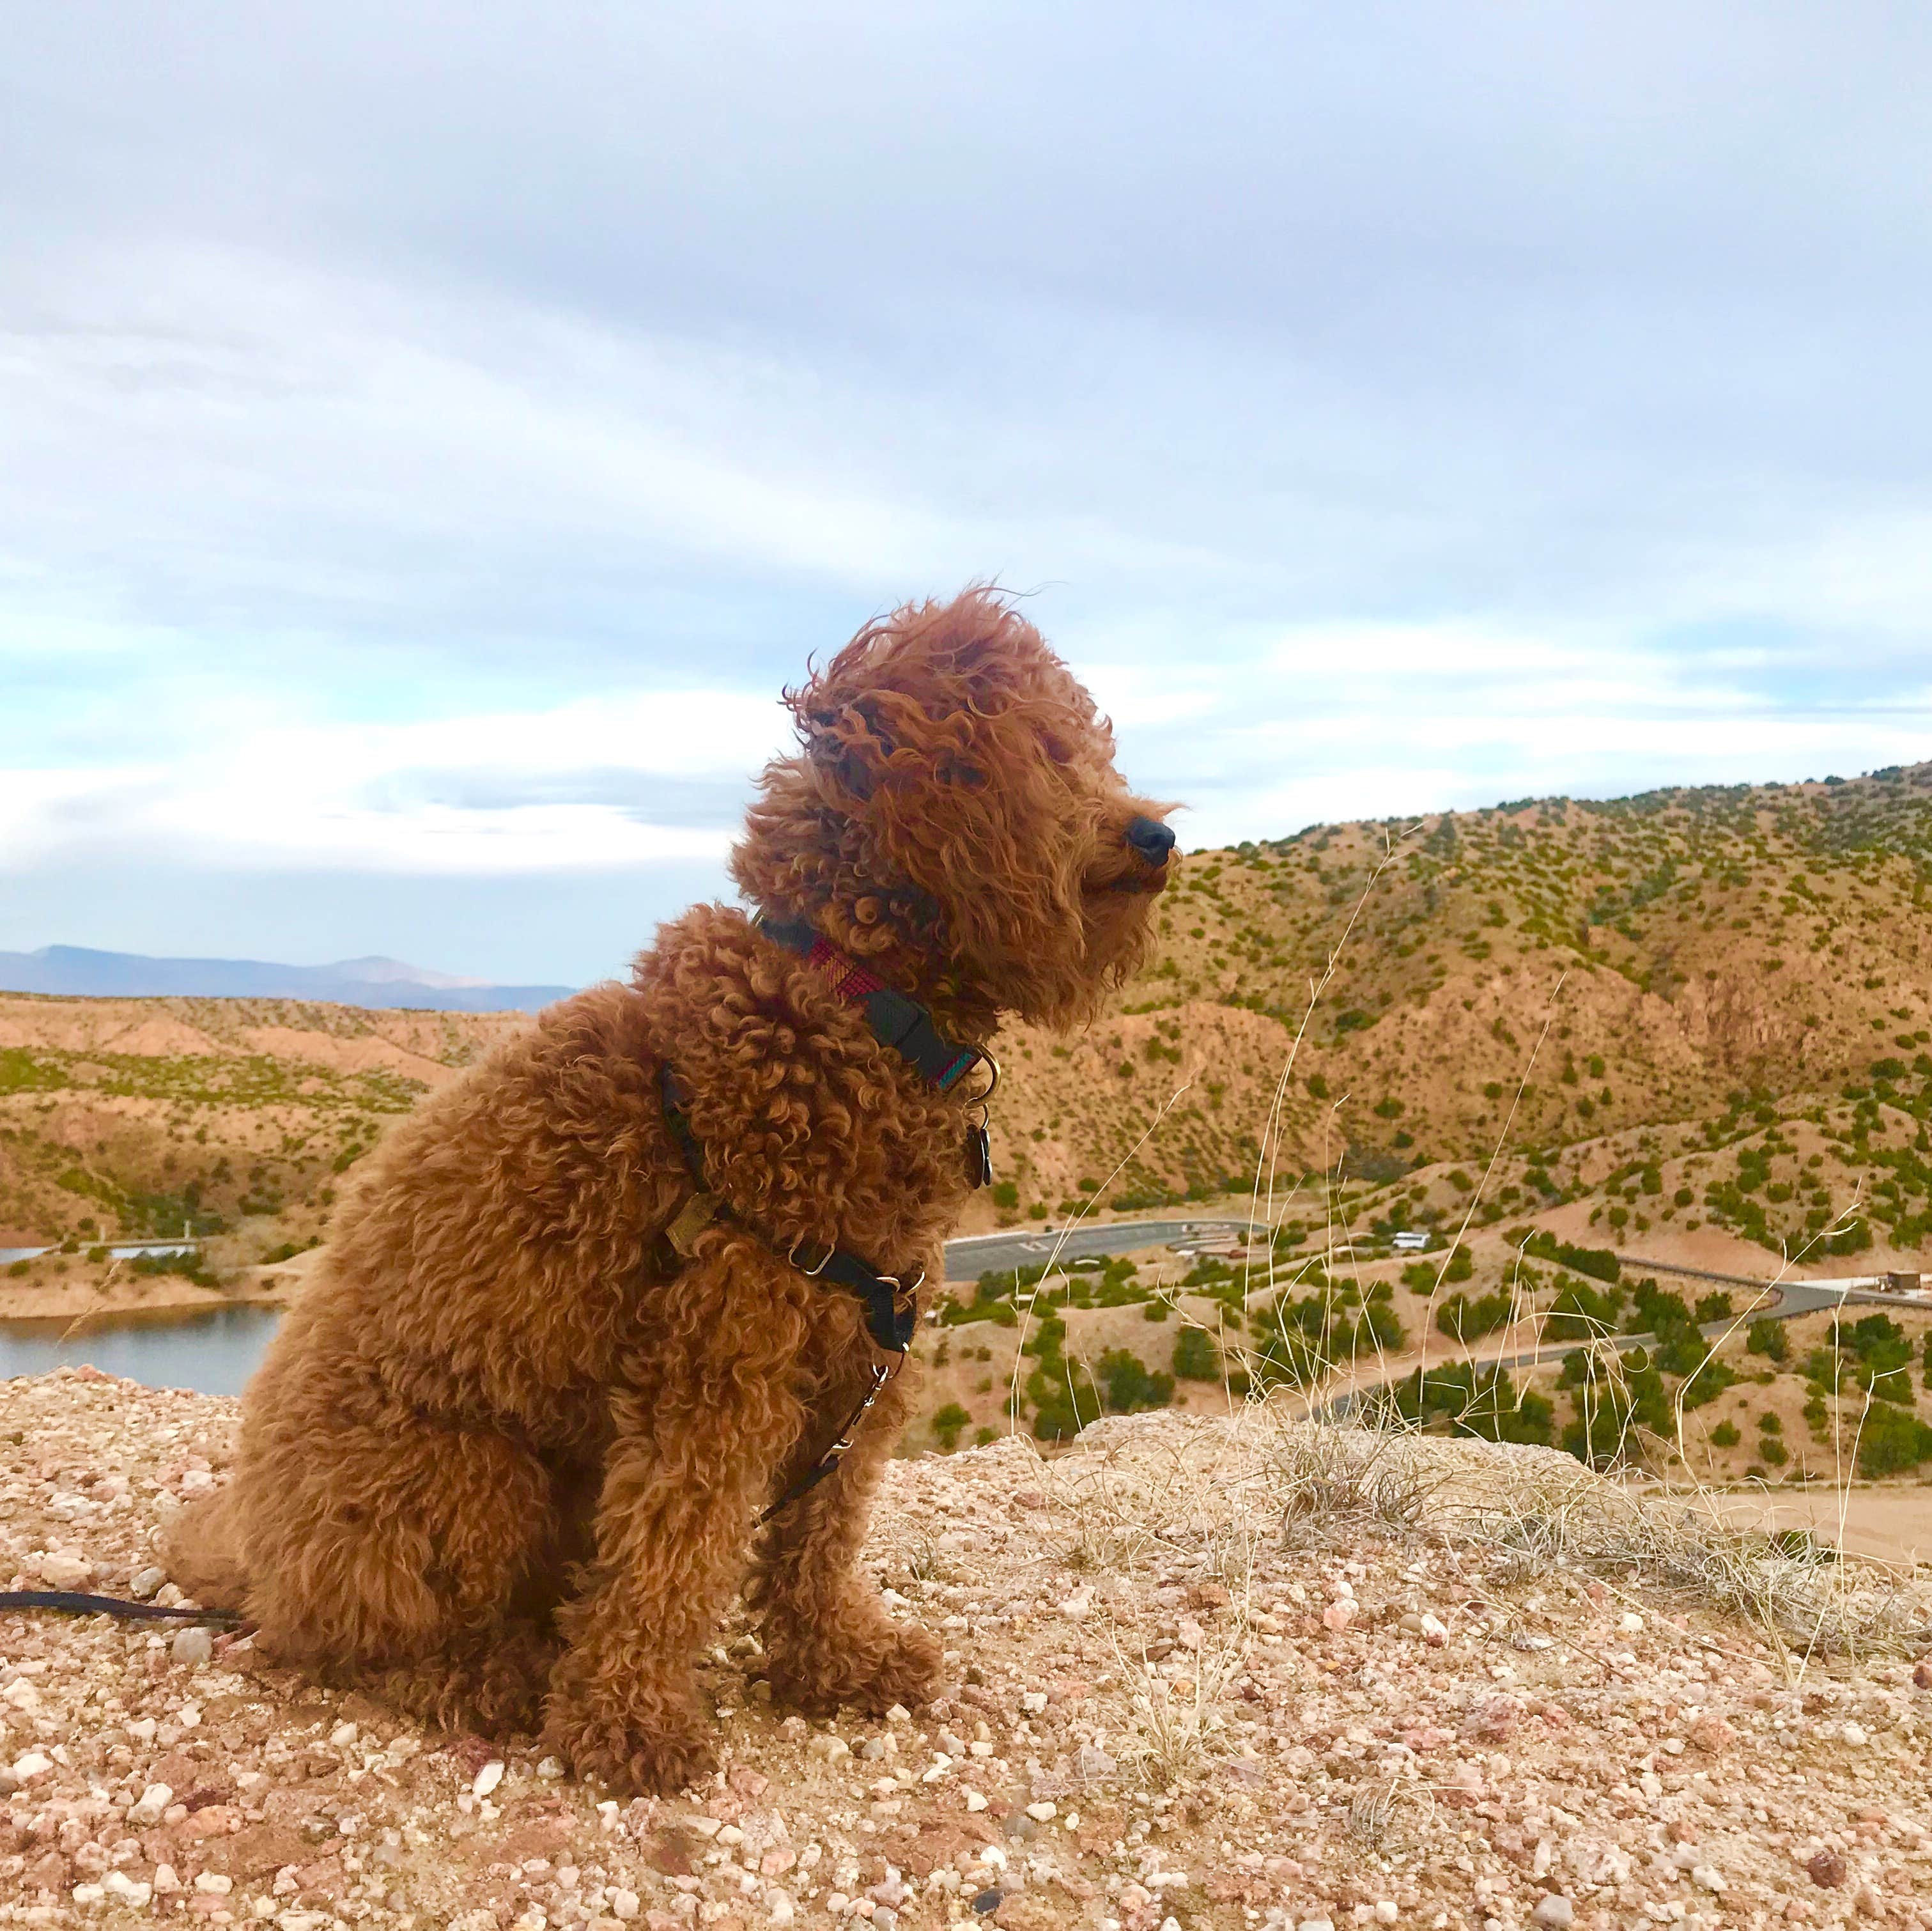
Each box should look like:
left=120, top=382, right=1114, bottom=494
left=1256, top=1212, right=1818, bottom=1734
left=753, top=911, right=984, bottom=1092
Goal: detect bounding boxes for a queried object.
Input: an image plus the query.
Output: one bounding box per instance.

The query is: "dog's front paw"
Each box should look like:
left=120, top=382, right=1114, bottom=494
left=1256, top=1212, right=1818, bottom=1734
left=767, top=1620, right=944, bottom=1716
left=544, top=1711, right=718, bottom=1797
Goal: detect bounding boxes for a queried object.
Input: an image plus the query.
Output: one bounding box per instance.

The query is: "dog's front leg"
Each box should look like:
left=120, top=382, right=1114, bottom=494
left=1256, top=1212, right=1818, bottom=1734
left=542, top=1241, right=809, bottom=1795
left=748, top=1342, right=944, bottom=1716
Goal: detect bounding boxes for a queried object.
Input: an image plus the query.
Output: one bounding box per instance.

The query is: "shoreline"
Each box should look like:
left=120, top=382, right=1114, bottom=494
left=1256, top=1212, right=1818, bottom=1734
left=0, top=1262, right=307, bottom=1327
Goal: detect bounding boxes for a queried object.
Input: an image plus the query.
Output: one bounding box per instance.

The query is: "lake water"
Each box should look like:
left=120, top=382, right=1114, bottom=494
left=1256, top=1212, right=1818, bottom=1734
left=0, top=1304, right=285, bottom=1397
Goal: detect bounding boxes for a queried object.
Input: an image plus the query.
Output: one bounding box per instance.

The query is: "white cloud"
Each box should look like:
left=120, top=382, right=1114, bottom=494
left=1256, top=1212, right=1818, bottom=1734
left=0, top=688, right=785, bottom=875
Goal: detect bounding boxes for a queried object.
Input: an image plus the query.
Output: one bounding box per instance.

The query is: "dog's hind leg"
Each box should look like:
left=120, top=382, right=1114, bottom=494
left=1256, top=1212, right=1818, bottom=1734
left=746, top=1354, right=943, bottom=1716
left=541, top=1238, right=813, bottom=1796
left=231, top=1393, right=562, bottom=1736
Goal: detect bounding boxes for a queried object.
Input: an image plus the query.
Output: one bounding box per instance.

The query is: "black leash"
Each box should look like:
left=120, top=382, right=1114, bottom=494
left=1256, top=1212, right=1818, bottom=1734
left=755, top=1358, right=895, bottom=1528
left=0, top=1590, right=241, bottom=1625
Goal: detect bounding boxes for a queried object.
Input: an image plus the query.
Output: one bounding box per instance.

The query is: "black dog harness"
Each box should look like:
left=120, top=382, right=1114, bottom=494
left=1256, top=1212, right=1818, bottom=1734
left=660, top=911, right=997, bottom=1523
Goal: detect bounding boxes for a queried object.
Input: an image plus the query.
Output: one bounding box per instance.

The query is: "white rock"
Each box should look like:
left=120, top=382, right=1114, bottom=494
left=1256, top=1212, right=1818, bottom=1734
left=153, top=1865, right=182, bottom=1894
left=1691, top=1866, right=1726, bottom=1894
left=131, top=1783, right=176, bottom=1825
left=72, top=1884, right=107, bottom=1906
left=1026, top=1801, right=1056, bottom=1822
left=1020, top=1691, right=1049, bottom=1715
left=127, top=1717, right=158, bottom=1744
left=1374, top=1905, right=1399, bottom=1925
left=1533, top=1898, right=1574, bottom=1929
left=328, top=1721, right=358, bottom=1747
left=129, top=1566, right=166, bottom=1601
left=767, top=1895, right=796, bottom=1927
left=104, top=1872, right=153, bottom=1906
left=964, top=1789, right=989, bottom=1811
left=472, top=1758, right=505, bottom=1797
left=886, top=1703, right=912, bottom=1725
left=1618, top=1612, right=1644, bottom=1634
left=38, top=1551, right=93, bottom=1588
left=1300, top=1918, right=1336, bottom=1931
left=1, top=1677, right=40, bottom=1712
left=1843, top=1721, right=1869, bottom=1746
left=608, top=1888, right=640, bottom=1920
left=196, top=1872, right=235, bottom=1895
left=172, top=1626, right=215, bottom=1667
left=11, top=1751, right=53, bottom=1783
left=537, top=1756, right=565, bottom=1779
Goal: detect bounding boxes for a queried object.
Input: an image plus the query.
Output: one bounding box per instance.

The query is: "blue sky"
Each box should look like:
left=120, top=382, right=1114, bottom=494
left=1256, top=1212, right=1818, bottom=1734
left=6, top=2, right=1931, bottom=986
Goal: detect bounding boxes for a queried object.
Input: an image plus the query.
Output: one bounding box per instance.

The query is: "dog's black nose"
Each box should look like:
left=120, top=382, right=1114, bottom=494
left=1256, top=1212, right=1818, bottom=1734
left=1125, top=816, right=1176, bottom=865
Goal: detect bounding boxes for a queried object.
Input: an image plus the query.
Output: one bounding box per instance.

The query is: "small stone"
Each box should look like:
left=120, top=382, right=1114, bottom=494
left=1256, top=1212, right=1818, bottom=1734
left=38, top=1551, right=93, bottom=1588
left=130, top=1565, right=166, bottom=1600
left=1913, top=1661, right=1932, bottom=1691
left=1025, top=1801, right=1056, bottom=1822
left=1299, top=1918, right=1336, bottom=1931
left=874, top=1912, right=898, bottom=1931
left=971, top=1889, right=1003, bottom=1914
left=1691, top=1866, right=1726, bottom=1894
left=173, top=1625, right=215, bottom=1667
left=195, top=1873, right=234, bottom=1895
left=1807, top=1850, right=1847, bottom=1889
left=10, top=1751, right=53, bottom=1784
left=767, top=1895, right=796, bottom=1927
left=1322, top=1600, right=1356, bottom=1632
left=131, top=1782, right=176, bottom=1825
left=1618, top=1612, right=1644, bottom=1633
left=1687, top=1715, right=1736, bottom=1753
left=1842, top=1721, right=1869, bottom=1746
left=472, top=1758, right=506, bottom=1797
left=154, top=1865, right=183, bottom=1893
left=1532, top=1899, right=1574, bottom=1930
left=964, top=1789, right=989, bottom=1811
left=1374, top=1906, right=1398, bottom=1926
left=328, top=1721, right=358, bottom=1747
left=608, top=1888, right=640, bottom=1920
left=537, top=1755, right=566, bottom=1779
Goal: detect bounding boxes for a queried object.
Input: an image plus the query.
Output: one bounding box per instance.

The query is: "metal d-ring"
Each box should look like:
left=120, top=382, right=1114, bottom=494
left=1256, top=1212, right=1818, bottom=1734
left=787, top=1240, right=833, bottom=1277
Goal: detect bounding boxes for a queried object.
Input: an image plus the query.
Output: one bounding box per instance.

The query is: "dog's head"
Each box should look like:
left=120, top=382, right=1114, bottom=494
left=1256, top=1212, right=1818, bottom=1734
left=730, top=589, right=1178, bottom=1029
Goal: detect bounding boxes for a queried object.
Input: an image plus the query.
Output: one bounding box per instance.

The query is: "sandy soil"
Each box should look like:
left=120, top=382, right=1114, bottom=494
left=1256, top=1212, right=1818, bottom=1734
left=1708, top=1488, right=1932, bottom=1569
left=4, top=1374, right=1932, bottom=1930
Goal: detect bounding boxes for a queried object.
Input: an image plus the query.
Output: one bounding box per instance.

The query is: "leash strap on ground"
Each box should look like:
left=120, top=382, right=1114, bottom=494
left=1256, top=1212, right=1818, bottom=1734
left=0, top=1590, right=242, bottom=1625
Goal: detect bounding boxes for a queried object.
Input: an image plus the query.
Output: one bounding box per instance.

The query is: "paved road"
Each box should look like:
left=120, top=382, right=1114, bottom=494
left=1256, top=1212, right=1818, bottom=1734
left=941, top=1218, right=1260, bottom=1279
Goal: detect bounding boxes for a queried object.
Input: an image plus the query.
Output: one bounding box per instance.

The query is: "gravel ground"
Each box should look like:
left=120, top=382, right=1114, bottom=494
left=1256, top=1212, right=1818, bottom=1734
left=4, top=1369, right=1932, bottom=1931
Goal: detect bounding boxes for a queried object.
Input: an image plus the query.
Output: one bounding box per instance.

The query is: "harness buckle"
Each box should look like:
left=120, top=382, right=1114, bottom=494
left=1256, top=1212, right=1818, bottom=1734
left=665, top=1191, right=720, bottom=1257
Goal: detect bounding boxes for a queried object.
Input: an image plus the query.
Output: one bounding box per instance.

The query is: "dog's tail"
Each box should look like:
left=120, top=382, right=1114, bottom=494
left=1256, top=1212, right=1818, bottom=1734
left=157, top=1483, right=253, bottom=1613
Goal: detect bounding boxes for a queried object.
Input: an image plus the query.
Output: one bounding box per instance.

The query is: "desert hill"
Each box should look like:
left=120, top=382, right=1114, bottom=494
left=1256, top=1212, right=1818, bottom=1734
left=991, top=757, right=1932, bottom=1234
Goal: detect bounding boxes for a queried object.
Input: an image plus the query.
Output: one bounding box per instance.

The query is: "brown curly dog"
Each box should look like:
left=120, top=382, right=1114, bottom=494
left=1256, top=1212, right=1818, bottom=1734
left=163, top=589, right=1176, bottom=1794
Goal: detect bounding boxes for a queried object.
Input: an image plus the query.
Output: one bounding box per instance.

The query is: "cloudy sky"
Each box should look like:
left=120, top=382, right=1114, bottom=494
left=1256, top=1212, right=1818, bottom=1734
left=6, top=2, right=1931, bottom=986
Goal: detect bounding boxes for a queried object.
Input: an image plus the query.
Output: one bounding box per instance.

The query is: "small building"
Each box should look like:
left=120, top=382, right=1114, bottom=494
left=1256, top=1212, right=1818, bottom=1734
left=1883, top=1269, right=1925, bottom=1294
left=1391, top=1230, right=1433, bottom=1252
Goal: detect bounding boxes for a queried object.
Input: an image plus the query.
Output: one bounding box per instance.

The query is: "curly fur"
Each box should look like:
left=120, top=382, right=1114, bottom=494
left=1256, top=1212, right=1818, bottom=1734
left=162, top=589, right=1175, bottom=1794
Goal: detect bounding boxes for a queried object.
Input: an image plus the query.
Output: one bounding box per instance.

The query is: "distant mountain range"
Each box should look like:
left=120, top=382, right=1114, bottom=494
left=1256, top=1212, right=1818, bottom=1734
left=0, top=946, right=575, bottom=1013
